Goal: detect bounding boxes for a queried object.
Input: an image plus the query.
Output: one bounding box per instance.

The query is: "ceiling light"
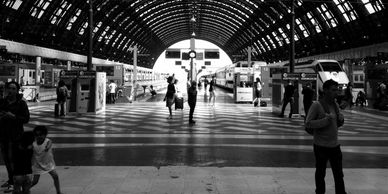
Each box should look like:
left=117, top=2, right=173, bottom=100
left=191, top=32, right=196, bottom=36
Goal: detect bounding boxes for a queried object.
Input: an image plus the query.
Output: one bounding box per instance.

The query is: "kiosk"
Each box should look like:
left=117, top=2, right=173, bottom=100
left=60, top=70, right=106, bottom=114
left=234, top=72, right=254, bottom=102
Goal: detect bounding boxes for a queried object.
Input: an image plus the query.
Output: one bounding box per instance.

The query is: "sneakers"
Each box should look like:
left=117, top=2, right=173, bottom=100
left=4, top=185, right=14, bottom=193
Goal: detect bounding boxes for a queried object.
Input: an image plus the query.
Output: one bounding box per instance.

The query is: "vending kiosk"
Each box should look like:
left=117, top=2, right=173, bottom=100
left=59, top=70, right=106, bottom=114
left=234, top=72, right=254, bottom=102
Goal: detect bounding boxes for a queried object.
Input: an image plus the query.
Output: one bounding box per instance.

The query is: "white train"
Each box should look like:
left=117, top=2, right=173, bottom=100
left=269, top=59, right=350, bottom=97
left=203, top=61, right=267, bottom=90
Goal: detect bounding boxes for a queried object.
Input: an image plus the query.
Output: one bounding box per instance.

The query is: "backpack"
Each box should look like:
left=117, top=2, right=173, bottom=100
left=58, top=86, right=67, bottom=99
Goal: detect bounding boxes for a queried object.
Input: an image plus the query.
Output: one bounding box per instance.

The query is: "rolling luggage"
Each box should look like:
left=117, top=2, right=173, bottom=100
left=175, top=97, right=184, bottom=110
left=260, top=101, right=267, bottom=107
left=54, top=103, right=59, bottom=117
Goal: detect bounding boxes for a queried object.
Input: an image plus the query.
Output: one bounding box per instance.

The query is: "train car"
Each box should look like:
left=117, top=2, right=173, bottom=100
left=270, top=59, right=350, bottom=97
left=214, top=61, right=267, bottom=90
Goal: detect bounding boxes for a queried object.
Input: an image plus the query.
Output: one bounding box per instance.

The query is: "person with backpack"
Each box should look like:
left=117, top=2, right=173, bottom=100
left=56, top=80, right=69, bottom=116
left=305, top=79, right=347, bottom=194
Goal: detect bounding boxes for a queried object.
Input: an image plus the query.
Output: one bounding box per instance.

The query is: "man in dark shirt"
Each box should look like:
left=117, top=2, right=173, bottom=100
left=279, top=81, right=296, bottom=118
left=302, top=82, right=315, bottom=117
left=188, top=81, right=198, bottom=124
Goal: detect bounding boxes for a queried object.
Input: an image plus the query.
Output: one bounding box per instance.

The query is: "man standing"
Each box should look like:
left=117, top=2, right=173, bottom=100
left=108, top=80, right=117, bottom=104
left=187, top=81, right=197, bottom=124
left=302, top=82, right=315, bottom=117
left=279, top=81, right=296, bottom=118
left=305, top=79, right=347, bottom=194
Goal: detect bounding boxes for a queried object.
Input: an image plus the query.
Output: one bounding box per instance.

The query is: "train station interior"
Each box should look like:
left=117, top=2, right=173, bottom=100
left=1, top=0, right=388, bottom=194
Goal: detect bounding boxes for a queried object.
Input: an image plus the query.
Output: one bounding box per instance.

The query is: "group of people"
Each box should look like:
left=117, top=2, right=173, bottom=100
left=0, top=81, right=63, bottom=194
left=163, top=75, right=217, bottom=123
left=202, top=77, right=216, bottom=106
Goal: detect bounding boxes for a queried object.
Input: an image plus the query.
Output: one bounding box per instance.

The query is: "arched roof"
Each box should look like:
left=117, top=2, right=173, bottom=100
left=1, top=0, right=387, bottom=68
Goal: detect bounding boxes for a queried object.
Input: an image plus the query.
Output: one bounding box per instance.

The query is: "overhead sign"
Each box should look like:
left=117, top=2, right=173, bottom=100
left=282, top=73, right=299, bottom=80
left=300, top=73, right=317, bottom=80
left=165, top=49, right=181, bottom=59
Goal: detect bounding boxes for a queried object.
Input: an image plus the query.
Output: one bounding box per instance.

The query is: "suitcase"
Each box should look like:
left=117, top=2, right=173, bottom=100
left=260, top=101, right=267, bottom=107
left=175, top=97, right=184, bottom=110
left=54, top=103, right=59, bottom=117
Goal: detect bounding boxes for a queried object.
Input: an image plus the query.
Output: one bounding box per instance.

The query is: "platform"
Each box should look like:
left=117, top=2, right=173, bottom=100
left=1, top=87, right=387, bottom=194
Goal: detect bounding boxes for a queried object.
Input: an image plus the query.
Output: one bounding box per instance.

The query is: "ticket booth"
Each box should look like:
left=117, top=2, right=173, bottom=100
left=60, top=70, right=106, bottom=114
left=234, top=72, right=254, bottom=102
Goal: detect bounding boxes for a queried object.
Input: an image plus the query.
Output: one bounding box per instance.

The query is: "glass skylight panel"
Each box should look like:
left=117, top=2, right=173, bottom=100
left=333, top=0, right=358, bottom=22
left=93, top=21, right=102, bottom=34
left=30, top=0, right=52, bottom=19
left=5, top=0, right=23, bottom=10
left=278, top=28, right=290, bottom=44
left=272, top=31, right=283, bottom=47
left=253, top=42, right=262, bottom=54
left=106, top=5, right=119, bottom=17
left=297, top=0, right=303, bottom=6
left=361, top=0, right=384, bottom=14
left=50, top=0, right=72, bottom=25
left=78, top=21, right=88, bottom=35
left=66, top=8, right=81, bottom=30
left=256, top=40, right=266, bottom=52
left=296, top=18, right=309, bottom=37
left=262, top=38, right=271, bottom=51
left=286, top=24, right=299, bottom=41
left=307, top=12, right=321, bottom=33
left=267, top=35, right=276, bottom=49
left=317, top=4, right=338, bottom=28
left=247, top=0, right=258, bottom=9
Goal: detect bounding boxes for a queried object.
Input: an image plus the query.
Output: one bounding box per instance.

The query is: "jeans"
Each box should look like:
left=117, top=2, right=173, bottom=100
left=280, top=97, right=294, bottom=117
left=314, top=144, right=347, bottom=194
left=189, top=103, right=196, bottom=121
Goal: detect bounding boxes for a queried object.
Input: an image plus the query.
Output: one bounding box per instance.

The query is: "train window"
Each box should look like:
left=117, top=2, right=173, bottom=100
left=0, top=66, right=16, bottom=76
left=96, top=66, right=114, bottom=76
left=360, top=74, right=364, bottom=81
left=354, top=75, right=359, bottom=81
left=320, top=62, right=342, bottom=72
left=29, top=71, right=32, bottom=77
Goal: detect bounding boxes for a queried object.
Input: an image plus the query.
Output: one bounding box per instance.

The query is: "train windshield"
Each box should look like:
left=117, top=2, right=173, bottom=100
left=319, top=62, right=342, bottom=72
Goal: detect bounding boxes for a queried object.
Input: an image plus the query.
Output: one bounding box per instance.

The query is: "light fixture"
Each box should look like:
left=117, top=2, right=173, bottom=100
left=191, top=32, right=196, bottom=36
left=190, top=16, right=196, bottom=22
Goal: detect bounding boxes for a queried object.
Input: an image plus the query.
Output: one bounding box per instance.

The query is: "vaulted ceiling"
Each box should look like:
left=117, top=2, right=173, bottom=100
left=1, top=0, right=387, bottom=68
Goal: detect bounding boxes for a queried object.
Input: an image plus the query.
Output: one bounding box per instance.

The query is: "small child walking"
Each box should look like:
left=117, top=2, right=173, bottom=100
left=30, top=126, right=63, bottom=194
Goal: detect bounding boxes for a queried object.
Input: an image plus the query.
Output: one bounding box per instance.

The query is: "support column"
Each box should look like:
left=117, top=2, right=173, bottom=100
left=289, top=0, right=295, bottom=73
left=87, top=0, right=93, bottom=71
left=132, top=45, right=138, bottom=101
left=190, top=38, right=196, bottom=82
left=67, top=61, right=71, bottom=70
left=35, top=56, right=41, bottom=85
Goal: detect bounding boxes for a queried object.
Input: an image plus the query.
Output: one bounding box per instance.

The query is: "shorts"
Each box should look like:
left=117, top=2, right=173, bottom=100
left=256, top=90, right=262, bottom=98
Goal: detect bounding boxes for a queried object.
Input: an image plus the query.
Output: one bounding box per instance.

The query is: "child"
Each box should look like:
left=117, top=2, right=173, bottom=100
left=30, top=126, right=63, bottom=194
left=12, top=131, right=34, bottom=194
